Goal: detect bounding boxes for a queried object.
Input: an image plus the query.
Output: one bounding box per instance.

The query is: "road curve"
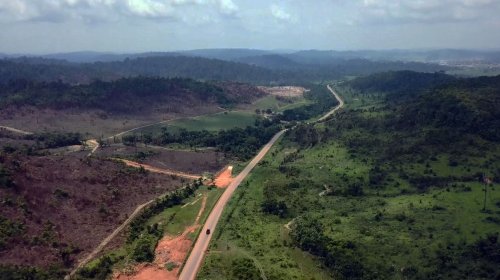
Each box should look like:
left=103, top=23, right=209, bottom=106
left=179, top=84, right=344, bottom=280
left=317, top=84, right=344, bottom=122
left=178, top=129, right=286, bottom=280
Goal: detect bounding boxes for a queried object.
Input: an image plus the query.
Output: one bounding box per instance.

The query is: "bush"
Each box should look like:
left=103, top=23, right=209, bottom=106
left=231, top=258, right=261, bottom=280
left=132, top=236, right=156, bottom=262
left=76, top=256, right=114, bottom=280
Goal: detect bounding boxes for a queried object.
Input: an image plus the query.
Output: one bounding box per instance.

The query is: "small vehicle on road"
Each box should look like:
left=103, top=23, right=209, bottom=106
left=206, top=229, right=211, bottom=235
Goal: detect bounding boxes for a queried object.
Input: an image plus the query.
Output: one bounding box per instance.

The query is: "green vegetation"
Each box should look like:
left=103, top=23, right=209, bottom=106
left=199, top=72, right=500, bottom=279
left=0, top=265, right=66, bottom=280
left=26, top=132, right=82, bottom=149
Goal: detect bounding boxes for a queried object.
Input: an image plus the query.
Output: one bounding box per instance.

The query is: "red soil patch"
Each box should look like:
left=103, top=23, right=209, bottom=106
left=114, top=196, right=208, bottom=280
left=213, top=166, right=233, bottom=188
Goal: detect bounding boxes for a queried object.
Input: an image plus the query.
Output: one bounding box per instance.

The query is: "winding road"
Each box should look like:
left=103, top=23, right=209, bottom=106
left=318, top=84, right=344, bottom=122
left=178, top=84, right=344, bottom=280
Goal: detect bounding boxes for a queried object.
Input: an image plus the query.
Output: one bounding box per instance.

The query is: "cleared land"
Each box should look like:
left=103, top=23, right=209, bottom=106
left=0, top=152, right=183, bottom=269
left=0, top=106, right=221, bottom=138
left=96, top=145, right=227, bottom=175
left=257, top=86, right=309, bottom=97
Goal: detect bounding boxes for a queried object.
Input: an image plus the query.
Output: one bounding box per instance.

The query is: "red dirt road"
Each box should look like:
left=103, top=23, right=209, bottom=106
left=115, top=159, right=201, bottom=180
left=178, top=129, right=286, bottom=280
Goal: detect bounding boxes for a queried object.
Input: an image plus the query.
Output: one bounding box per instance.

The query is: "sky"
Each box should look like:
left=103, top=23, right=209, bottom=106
left=0, top=0, right=499, bottom=54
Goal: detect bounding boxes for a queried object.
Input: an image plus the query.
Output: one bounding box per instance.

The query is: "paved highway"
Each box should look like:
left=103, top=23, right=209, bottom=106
left=179, top=84, right=344, bottom=280
left=178, top=130, right=286, bottom=280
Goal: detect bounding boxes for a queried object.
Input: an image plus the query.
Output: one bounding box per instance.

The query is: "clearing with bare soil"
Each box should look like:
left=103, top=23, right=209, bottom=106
left=257, top=86, right=309, bottom=97
left=114, top=195, right=208, bottom=280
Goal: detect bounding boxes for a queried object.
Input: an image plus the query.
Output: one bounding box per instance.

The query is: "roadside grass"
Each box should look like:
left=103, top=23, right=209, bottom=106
left=198, top=142, right=335, bottom=280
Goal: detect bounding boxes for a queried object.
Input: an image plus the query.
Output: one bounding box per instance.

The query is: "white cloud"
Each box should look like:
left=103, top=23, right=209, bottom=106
left=218, top=0, right=238, bottom=15
left=270, top=4, right=293, bottom=22
left=0, top=0, right=238, bottom=22
left=356, top=0, right=500, bottom=24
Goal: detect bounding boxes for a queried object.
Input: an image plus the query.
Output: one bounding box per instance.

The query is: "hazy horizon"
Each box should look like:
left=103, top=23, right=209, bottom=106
left=1, top=0, right=500, bottom=54
left=3, top=47, right=500, bottom=57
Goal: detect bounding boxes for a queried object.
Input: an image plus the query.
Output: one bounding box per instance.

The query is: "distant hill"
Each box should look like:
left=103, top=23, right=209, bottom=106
left=288, top=49, right=500, bottom=64
left=235, top=54, right=301, bottom=69
left=178, top=48, right=275, bottom=61
left=0, top=77, right=266, bottom=114
left=0, top=52, right=452, bottom=85
left=0, top=56, right=293, bottom=84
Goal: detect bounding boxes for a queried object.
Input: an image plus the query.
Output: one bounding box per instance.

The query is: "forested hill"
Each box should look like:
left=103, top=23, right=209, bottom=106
left=394, top=75, right=500, bottom=141
left=349, top=70, right=456, bottom=97
left=0, top=56, right=293, bottom=85
left=346, top=72, right=500, bottom=143
left=0, top=77, right=265, bottom=113
left=0, top=54, right=450, bottom=85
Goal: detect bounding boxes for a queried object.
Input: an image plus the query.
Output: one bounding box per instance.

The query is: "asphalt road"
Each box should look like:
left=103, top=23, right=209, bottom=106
left=178, top=129, right=286, bottom=280
left=317, top=84, right=344, bottom=122
left=179, top=84, right=344, bottom=280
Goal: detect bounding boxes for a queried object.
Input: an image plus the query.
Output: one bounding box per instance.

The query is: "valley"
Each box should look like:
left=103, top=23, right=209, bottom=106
left=0, top=49, right=498, bottom=280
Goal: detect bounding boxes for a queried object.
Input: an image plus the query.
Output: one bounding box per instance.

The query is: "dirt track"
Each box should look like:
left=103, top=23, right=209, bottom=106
left=66, top=198, right=156, bottom=280
left=0, top=125, right=33, bottom=135
left=114, top=159, right=201, bottom=180
left=179, top=85, right=344, bottom=280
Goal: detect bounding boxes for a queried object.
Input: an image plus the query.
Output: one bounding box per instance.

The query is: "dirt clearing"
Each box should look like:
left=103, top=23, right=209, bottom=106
left=213, top=166, right=233, bottom=188
left=114, top=196, right=208, bottom=280
left=257, top=86, right=309, bottom=97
